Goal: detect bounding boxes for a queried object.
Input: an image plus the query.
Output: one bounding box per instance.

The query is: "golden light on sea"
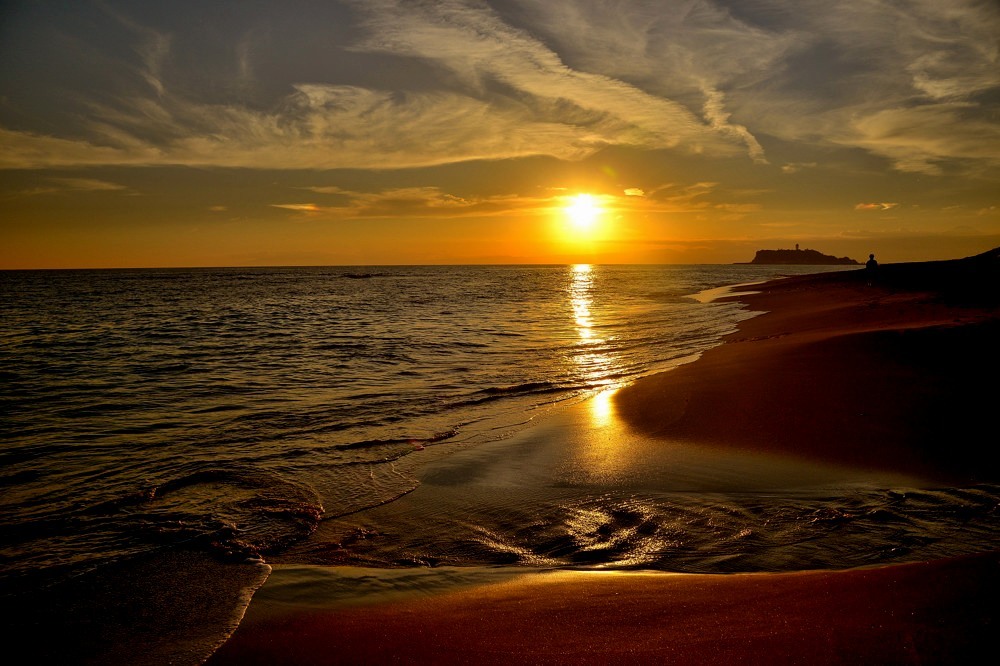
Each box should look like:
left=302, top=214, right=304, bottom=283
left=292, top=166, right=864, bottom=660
left=589, top=388, right=616, bottom=428
left=570, top=263, right=594, bottom=340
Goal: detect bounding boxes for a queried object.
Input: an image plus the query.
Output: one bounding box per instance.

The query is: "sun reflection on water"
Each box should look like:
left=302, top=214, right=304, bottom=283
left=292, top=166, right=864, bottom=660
left=564, top=265, right=634, bottom=475
left=570, top=264, right=595, bottom=340
left=590, top=388, right=616, bottom=427
left=568, top=264, right=617, bottom=383
left=567, top=265, right=620, bottom=427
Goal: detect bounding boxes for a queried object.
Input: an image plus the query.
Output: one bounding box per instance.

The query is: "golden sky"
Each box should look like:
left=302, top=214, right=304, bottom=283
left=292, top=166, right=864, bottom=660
left=2, top=0, right=999, bottom=268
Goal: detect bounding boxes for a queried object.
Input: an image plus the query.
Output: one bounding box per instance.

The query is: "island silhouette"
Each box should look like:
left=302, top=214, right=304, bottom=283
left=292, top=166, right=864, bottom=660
left=740, top=244, right=859, bottom=265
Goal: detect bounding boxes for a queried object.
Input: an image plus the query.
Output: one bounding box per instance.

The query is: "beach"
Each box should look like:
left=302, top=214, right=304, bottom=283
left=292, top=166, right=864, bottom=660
left=209, top=250, right=1000, bottom=664
left=210, top=554, right=997, bottom=665
left=616, top=251, right=1000, bottom=482
left=6, top=2, right=999, bottom=661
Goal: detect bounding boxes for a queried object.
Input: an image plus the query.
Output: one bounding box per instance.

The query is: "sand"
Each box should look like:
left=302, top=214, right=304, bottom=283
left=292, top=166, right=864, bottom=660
left=209, top=553, right=998, bottom=665
left=209, top=249, right=1000, bottom=665
left=616, top=251, right=1000, bottom=483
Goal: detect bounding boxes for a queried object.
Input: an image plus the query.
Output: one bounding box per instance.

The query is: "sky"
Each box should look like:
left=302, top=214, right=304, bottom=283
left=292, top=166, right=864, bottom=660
left=1, top=0, right=999, bottom=268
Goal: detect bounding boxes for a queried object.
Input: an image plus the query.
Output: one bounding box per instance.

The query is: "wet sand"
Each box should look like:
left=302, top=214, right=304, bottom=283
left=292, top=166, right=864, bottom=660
left=210, top=553, right=998, bottom=665
left=616, top=250, right=1000, bottom=483
left=210, top=250, right=1000, bottom=664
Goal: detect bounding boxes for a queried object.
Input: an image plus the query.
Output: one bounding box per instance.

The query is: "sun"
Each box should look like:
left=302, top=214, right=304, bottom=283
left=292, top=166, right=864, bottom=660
left=565, top=194, right=602, bottom=231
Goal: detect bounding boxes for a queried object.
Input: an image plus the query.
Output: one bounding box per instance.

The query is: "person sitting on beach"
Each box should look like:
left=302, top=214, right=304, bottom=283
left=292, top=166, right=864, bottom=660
left=865, top=253, right=878, bottom=286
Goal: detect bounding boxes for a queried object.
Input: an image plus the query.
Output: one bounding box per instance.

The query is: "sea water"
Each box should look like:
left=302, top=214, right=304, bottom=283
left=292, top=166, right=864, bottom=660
left=0, top=264, right=804, bottom=576
left=2, top=264, right=997, bottom=659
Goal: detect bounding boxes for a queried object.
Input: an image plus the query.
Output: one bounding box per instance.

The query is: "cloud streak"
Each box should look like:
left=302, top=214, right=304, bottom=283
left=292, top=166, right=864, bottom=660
left=0, top=0, right=996, bottom=179
left=268, top=180, right=761, bottom=222
left=855, top=202, right=900, bottom=211
left=274, top=186, right=543, bottom=219
left=726, top=0, right=1000, bottom=173
left=3, top=174, right=133, bottom=198
left=0, top=1, right=755, bottom=170
left=851, top=104, right=1000, bottom=174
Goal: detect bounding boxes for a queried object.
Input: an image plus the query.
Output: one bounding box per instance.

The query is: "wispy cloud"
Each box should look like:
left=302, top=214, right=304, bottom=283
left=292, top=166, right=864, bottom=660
left=609, top=181, right=763, bottom=218
left=0, top=1, right=754, bottom=170
left=781, top=163, right=818, bottom=174
left=855, top=202, right=900, bottom=211
left=731, top=0, right=1000, bottom=173
left=273, top=180, right=760, bottom=221
left=643, top=182, right=718, bottom=211
left=275, top=187, right=542, bottom=219
left=6, top=175, right=133, bottom=197
left=271, top=203, right=321, bottom=213
left=348, top=0, right=747, bottom=154
left=0, top=128, right=164, bottom=169
left=48, top=178, right=130, bottom=192
left=700, top=85, right=767, bottom=164
left=0, top=0, right=996, bottom=179
left=851, top=104, right=1000, bottom=174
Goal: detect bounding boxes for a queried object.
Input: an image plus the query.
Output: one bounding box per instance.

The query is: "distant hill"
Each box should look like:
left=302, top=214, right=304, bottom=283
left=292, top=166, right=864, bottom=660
left=742, top=247, right=859, bottom=265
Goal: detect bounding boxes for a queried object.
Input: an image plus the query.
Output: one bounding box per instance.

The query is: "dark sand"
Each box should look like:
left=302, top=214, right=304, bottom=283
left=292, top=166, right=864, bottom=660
left=616, top=249, right=1000, bottom=483
left=211, top=249, right=1000, bottom=665
left=210, top=554, right=998, bottom=665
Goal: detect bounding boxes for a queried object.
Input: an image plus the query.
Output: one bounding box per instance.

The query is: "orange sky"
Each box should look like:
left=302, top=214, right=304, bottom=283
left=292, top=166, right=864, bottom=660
left=2, top=1, right=999, bottom=268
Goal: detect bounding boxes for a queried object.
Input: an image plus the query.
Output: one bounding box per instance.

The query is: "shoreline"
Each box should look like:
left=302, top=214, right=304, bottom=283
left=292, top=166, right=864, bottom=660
left=211, top=553, right=999, bottom=665
left=212, top=251, right=1000, bottom=663
left=617, top=252, right=1000, bottom=484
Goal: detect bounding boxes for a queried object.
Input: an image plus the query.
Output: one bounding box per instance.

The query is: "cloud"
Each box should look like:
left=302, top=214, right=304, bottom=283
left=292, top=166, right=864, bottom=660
left=855, top=202, right=900, bottom=211
left=273, top=186, right=542, bottom=219
left=700, top=85, right=768, bottom=164
left=0, top=128, right=164, bottom=169
left=271, top=203, right=320, bottom=212
left=507, top=1, right=795, bottom=97
left=645, top=182, right=717, bottom=210
left=781, top=163, right=817, bottom=174
left=850, top=103, right=1000, bottom=174
left=48, top=178, right=130, bottom=192
left=770, top=2, right=997, bottom=171
left=275, top=0, right=1000, bottom=175
left=276, top=180, right=761, bottom=221
left=0, top=79, right=728, bottom=170
left=610, top=181, right=763, bottom=217
left=0, top=1, right=757, bottom=170
left=5, top=175, right=132, bottom=197
left=714, top=203, right=762, bottom=213
left=712, top=201, right=762, bottom=222
left=0, top=0, right=996, bottom=179
left=346, top=1, right=751, bottom=154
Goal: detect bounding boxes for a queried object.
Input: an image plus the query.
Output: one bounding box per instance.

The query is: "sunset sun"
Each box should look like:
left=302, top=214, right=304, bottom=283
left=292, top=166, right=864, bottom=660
left=565, top=194, right=603, bottom=232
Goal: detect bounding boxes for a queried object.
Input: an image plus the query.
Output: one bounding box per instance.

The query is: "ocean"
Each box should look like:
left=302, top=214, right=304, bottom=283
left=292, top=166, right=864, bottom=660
left=2, top=264, right=997, bottom=662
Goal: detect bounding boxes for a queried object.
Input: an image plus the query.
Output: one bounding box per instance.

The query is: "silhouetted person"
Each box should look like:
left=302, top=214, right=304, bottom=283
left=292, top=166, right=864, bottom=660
left=865, top=253, right=878, bottom=286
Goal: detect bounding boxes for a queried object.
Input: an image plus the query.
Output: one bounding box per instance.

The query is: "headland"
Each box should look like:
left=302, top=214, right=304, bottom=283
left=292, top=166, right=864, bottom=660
left=741, top=247, right=859, bottom=265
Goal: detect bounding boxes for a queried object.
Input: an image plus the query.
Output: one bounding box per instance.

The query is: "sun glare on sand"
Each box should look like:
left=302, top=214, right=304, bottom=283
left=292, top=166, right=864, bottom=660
left=565, top=194, right=603, bottom=233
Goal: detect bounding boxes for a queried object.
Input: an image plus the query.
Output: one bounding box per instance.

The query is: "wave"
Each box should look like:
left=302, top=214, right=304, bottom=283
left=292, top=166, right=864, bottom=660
left=0, top=465, right=324, bottom=585
left=335, top=429, right=460, bottom=452
left=478, top=381, right=562, bottom=396
left=314, top=484, right=1000, bottom=573
left=447, top=381, right=594, bottom=408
